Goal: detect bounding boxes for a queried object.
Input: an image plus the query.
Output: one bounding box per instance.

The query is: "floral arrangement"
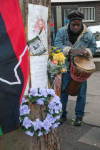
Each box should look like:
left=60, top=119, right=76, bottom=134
left=49, top=46, right=63, bottom=54
left=48, top=47, right=67, bottom=87
left=20, top=88, right=62, bottom=137
left=49, top=47, right=65, bottom=65
left=48, top=47, right=66, bottom=74
left=52, top=52, right=65, bottom=65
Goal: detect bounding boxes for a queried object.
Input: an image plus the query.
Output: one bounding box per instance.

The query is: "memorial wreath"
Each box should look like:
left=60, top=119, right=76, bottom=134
left=20, top=88, right=62, bottom=137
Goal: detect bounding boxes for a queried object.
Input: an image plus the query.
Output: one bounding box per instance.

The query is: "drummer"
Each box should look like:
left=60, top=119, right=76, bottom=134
left=54, top=10, right=96, bottom=126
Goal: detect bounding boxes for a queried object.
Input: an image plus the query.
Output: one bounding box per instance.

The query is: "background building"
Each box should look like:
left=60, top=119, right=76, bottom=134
left=51, top=0, right=100, bottom=45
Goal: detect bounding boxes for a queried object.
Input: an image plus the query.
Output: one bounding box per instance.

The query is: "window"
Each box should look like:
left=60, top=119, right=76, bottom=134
left=78, top=7, right=95, bottom=22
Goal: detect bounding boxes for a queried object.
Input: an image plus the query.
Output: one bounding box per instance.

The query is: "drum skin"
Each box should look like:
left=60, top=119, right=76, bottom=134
left=67, top=56, right=95, bottom=96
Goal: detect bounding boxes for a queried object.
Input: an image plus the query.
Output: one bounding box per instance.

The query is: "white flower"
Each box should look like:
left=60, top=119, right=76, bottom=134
left=43, top=119, right=52, bottom=131
left=21, top=97, right=28, bottom=104
left=38, top=131, right=43, bottom=136
left=55, top=115, right=60, bottom=120
left=29, top=88, right=39, bottom=96
left=46, top=114, right=56, bottom=124
left=36, top=98, right=45, bottom=105
left=20, top=105, right=30, bottom=116
left=23, top=117, right=32, bottom=129
left=52, top=123, right=60, bottom=129
left=39, top=88, right=48, bottom=97
left=32, top=119, right=43, bottom=131
left=46, top=89, right=55, bottom=96
left=25, top=131, right=34, bottom=136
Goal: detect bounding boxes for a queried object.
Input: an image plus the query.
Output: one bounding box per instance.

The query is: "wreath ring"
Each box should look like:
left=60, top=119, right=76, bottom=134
left=20, top=88, right=62, bottom=137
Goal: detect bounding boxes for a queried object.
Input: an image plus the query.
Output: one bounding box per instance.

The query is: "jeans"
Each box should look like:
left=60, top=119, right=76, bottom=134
left=61, top=72, right=87, bottom=118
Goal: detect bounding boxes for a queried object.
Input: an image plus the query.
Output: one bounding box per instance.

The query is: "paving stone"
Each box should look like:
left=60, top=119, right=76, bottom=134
left=79, top=127, right=100, bottom=148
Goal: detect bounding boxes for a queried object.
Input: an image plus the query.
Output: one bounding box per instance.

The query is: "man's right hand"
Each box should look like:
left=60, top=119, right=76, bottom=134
left=69, top=49, right=91, bottom=57
left=63, top=46, right=72, bottom=56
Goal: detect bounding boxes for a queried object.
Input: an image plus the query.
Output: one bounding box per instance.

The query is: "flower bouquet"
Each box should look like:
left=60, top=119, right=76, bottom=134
left=48, top=47, right=67, bottom=96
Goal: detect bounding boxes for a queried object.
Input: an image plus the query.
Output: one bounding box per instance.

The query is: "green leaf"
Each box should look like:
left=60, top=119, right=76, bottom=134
left=0, top=127, right=3, bottom=136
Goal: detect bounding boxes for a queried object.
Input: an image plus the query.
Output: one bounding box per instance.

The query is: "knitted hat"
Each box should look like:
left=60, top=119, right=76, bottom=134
left=67, top=10, right=84, bottom=21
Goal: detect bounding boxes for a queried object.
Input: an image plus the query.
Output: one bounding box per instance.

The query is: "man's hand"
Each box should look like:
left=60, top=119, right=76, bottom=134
left=69, top=48, right=92, bottom=57
left=80, top=50, right=90, bottom=57
left=63, top=46, right=71, bottom=56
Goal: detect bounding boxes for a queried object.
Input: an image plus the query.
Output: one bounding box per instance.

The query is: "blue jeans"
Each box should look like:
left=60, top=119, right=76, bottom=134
left=61, top=72, right=87, bottom=118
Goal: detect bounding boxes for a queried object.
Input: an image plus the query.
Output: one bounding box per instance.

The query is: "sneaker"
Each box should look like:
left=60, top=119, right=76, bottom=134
left=72, top=117, right=83, bottom=126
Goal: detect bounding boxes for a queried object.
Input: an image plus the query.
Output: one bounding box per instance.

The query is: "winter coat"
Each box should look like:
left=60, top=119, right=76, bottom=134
left=54, top=24, right=96, bottom=54
left=54, top=24, right=96, bottom=91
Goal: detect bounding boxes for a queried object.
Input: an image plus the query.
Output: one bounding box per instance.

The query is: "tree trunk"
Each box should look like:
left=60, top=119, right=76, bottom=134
left=0, top=1, right=61, bottom=150
left=20, top=0, right=51, bottom=46
left=0, top=103, right=60, bottom=150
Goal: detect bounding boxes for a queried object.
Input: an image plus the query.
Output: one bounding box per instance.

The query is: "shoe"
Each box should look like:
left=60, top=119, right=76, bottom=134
left=72, top=117, right=83, bottom=126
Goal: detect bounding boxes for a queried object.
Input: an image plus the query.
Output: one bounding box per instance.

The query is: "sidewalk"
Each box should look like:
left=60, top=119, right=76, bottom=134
left=58, top=122, right=100, bottom=150
left=68, top=71, right=100, bottom=127
left=84, top=71, right=100, bottom=127
left=58, top=71, right=100, bottom=150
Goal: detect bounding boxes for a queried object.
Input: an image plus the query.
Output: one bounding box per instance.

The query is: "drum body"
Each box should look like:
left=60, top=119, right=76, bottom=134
left=70, top=56, right=95, bottom=82
left=67, top=79, right=81, bottom=96
left=67, top=56, right=95, bottom=96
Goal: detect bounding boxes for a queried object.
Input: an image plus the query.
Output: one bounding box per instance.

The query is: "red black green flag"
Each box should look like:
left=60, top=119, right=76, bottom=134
left=0, top=0, right=29, bottom=133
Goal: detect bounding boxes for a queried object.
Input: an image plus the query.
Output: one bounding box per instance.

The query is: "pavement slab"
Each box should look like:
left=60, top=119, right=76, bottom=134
left=84, top=72, right=100, bottom=126
left=58, top=122, right=100, bottom=150
left=67, top=72, right=100, bottom=127
left=87, top=72, right=100, bottom=96
left=79, top=127, right=100, bottom=148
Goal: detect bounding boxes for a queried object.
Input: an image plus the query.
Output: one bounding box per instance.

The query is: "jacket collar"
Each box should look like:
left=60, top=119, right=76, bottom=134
left=75, top=24, right=88, bottom=41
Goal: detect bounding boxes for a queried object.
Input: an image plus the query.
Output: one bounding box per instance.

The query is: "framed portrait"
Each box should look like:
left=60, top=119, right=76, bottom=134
left=28, top=36, right=46, bottom=56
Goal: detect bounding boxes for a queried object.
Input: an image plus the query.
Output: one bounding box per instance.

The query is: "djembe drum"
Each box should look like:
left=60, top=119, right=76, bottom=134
left=67, top=55, right=95, bottom=96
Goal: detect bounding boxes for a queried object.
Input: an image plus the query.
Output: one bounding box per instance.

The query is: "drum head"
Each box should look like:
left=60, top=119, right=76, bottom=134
left=74, top=56, right=95, bottom=72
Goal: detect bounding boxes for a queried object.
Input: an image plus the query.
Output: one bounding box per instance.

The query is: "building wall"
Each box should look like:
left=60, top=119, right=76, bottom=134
left=75, top=1, right=100, bottom=26
left=52, top=1, right=100, bottom=27
left=51, top=0, right=100, bottom=2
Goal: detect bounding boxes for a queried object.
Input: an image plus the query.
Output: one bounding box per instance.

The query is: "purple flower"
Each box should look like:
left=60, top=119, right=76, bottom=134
left=46, top=89, right=55, bottom=96
left=25, top=131, right=34, bottom=136
left=52, top=123, right=60, bottom=129
left=46, top=114, right=56, bottom=124
left=36, top=98, right=45, bottom=105
left=23, top=117, right=32, bottom=129
left=48, top=96, right=62, bottom=115
left=53, top=95, right=60, bottom=102
left=32, top=119, right=43, bottom=131
left=29, top=88, right=39, bottom=96
left=38, top=131, right=43, bottom=136
left=21, top=97, right=28, bottom=104
left=20, top=105, right=30, bottom=116
left=39, top=88, right=48, bottom=97
left=55, top=115, right=60, bottom=120
left=43, top=119, right=52, bottom=131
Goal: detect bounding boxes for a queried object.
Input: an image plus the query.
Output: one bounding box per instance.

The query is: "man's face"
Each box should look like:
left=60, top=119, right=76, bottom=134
left=70, top=20, right=82, bottom=33
left=38, top=20, right=44, bottom=29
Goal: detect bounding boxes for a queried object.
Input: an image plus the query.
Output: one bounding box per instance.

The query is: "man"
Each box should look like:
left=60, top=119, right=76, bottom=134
left=54, top=10, right=96, bottom=126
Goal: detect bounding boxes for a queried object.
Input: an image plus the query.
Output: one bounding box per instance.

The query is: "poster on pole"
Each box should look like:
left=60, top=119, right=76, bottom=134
left=28, top=4, right=48, bottom=56
left=30, top=55, right=48, bottom=88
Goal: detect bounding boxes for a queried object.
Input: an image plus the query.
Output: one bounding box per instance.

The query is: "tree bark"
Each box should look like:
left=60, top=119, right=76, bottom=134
left=0, top=103, right=60, bottom=150
left=0, top=1, right=61, bottom=150
left=20, top=0, right=51, bottom=46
